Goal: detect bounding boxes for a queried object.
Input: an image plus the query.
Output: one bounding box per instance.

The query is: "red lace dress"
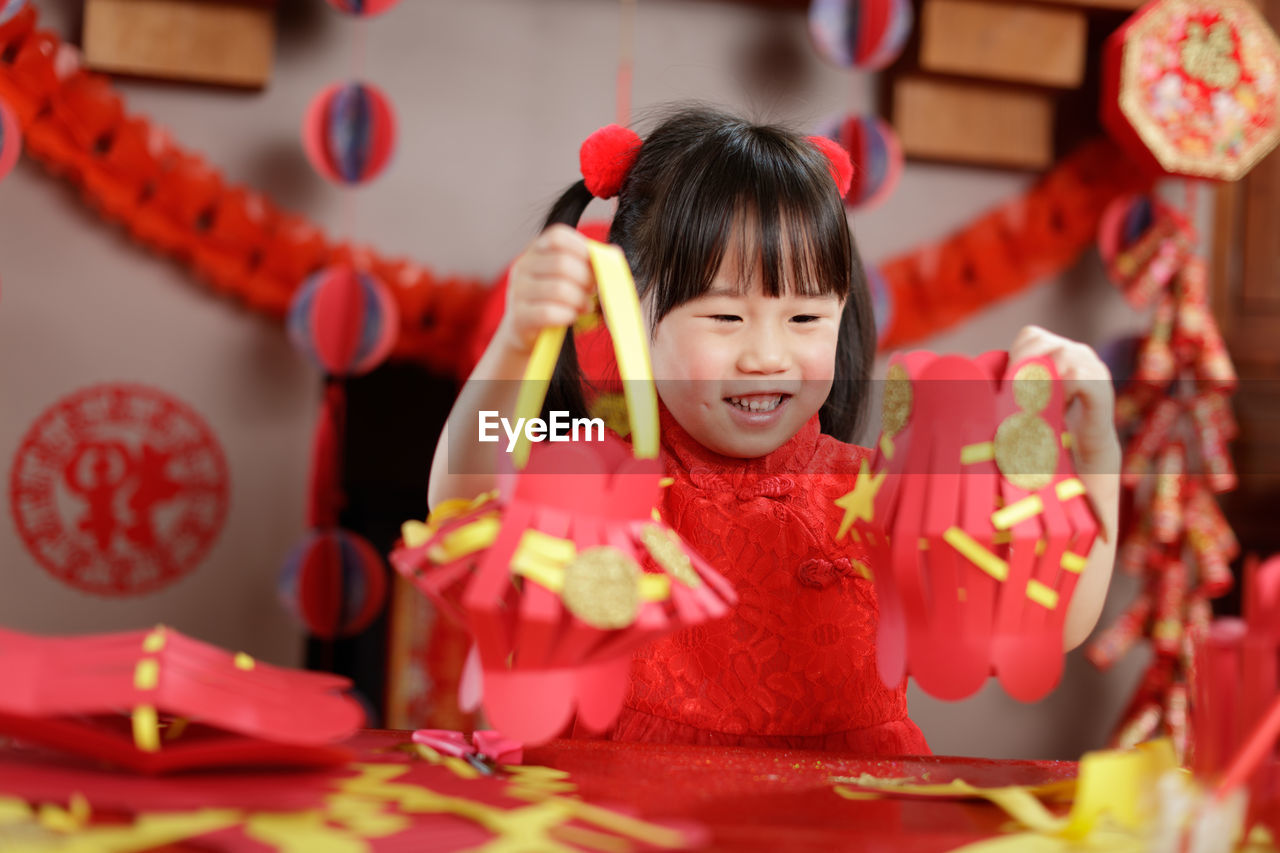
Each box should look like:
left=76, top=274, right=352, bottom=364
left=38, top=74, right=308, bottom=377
left=593, top=407, right=930, bottom=755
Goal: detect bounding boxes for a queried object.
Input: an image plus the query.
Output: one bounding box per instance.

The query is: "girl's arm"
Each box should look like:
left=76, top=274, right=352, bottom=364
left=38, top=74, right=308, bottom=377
left=427, top=225, right=595, bottom=509
left=1008, top=325, right=1122, bottom=652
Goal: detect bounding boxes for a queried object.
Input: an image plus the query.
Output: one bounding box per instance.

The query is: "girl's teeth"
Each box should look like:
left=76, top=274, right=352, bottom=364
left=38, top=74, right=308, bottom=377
left=728, top=396, right=782, bottom=413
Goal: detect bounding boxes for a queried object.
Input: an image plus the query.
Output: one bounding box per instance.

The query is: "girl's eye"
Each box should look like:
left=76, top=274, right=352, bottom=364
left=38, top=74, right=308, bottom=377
left=709, top=315, right=742, bottom=323
left=791, top=315, right=822, bottom=324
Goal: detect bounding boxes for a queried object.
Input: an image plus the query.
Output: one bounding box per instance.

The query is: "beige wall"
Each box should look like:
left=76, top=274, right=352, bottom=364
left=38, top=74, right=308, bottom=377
left=0, top=0, right=1179, bottom=757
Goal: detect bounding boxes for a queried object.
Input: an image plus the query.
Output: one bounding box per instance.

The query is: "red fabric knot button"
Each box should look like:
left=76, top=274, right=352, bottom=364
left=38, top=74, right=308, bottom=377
left=735, top=475, right=795, bottom=501
left=797, top=557, right=855, bottom=590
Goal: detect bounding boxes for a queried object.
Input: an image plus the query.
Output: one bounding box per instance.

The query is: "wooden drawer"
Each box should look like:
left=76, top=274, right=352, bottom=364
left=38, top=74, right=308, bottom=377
left=891, top=76, right=1055, bottom=169
left=921, top=0, right=1087, bottom=88
left=84, top=0, right=275, bottom=88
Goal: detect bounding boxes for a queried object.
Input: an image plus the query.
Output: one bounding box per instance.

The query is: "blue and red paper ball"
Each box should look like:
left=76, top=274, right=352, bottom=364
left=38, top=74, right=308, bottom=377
left=287, top=266, right=399, bottom=377
left=302, top=82, right=396, bottom=185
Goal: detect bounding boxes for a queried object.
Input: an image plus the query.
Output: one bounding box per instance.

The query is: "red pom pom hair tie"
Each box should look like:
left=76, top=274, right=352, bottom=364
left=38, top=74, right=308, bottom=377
left=807, top=135, right=854, bottom=199
left=580, top=124, right=643, bottom=199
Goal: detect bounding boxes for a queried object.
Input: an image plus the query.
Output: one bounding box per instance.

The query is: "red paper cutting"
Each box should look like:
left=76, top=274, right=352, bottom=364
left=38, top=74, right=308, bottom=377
left=0, top=625, right=362, bottom=773
left=843, top=353, right=1100, bottom=702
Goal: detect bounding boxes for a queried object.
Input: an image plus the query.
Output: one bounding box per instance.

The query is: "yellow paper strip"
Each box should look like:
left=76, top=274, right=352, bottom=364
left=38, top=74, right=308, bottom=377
left=519, top=529, right=577, bottom=564
left=510, top=555, right=566, bottom=593
left=429, top=516, right=500, bottom=563
left=401, top=520, right=431, bottom=549
left=992, top=495, right=1045, bottom=530
left=1061, top=552, right=1087, bottom=574
left=1026, top=579, right=1059, bottom=610
left=143, top=627, right=166, bottom=653
left=638, top=574, right=672, bottom=601
left=590, top=241, right=659, bottom=461
left=1061, top=432, right=1073, bottom=450
left=1055, top=478, right=1086, bottom=501
left=992, top=531, right=1012, bottom=545
left=944, top=527, right=1009, bottom=582
left=133, top=659, right=159, bottom=691
left=879, top=434, right=895, bottom=460
left=961, top=442, right=995, bottom=464
left=234, top=652, right=255, bottom=671
left=132, top=705, right=160, bottom=753
left=512, top=326, right=567, bottom=469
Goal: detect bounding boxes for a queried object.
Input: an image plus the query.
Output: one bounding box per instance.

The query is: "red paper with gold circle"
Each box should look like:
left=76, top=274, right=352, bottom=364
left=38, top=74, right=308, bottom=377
left=1101, top=0, right=1280, bottom=181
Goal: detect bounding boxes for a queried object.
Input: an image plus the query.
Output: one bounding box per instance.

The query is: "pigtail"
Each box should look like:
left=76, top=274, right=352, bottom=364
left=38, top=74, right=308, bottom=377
left=820, top=227, right=876, bottom=443
left=541, top=180, right=595, bottom=423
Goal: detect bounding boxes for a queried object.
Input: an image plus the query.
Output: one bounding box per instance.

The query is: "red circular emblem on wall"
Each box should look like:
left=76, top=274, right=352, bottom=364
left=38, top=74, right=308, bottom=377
left=9, top=384, right=230, bottom=596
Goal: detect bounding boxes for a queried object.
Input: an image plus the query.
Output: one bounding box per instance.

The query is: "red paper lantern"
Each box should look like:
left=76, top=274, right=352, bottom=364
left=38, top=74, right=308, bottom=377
left=809, top=0, right=914, bottom=70
left=280, top=529, right=389, bottom=639
left=1101, top=0, right=1280, bottom=180
left=301, top=81, right=396, bottom=185
left=818, top=114, right=903, bottom=209
left=325, top=0, right=401, bottom=16
left=391, top=240, right=736, bottom=745
left=842, top=353, right=1099, bottom=702
left=866, top=262, right=894, bottom=345
left=0, top=95, right=21, bottom=182
left=0, top=0, right=26, bottom=26
left=391, top=436, right=736, bottom=745
left=287, top=265, right=399, bottom=376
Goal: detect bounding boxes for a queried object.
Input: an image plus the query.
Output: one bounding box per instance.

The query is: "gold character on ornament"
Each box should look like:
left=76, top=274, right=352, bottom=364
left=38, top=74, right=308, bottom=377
left=1181, top=20, right=1242, bottom=91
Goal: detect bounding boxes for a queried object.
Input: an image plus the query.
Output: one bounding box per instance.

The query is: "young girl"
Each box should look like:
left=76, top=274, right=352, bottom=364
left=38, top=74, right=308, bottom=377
left=430, top=105, right=1121, bottom=754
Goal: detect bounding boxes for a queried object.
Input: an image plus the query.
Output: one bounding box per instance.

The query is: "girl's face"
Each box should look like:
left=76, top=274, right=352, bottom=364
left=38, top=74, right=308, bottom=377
left=646, top=236, right=843, bottom=459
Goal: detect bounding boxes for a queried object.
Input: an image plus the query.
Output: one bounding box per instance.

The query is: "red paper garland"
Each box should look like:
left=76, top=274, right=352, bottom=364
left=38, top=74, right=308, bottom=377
left=0, top=7, right=487, bottom=380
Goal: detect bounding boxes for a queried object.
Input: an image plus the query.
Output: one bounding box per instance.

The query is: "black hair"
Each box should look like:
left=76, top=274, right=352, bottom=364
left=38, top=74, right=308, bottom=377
left=544, top=105, right=875, bottom=442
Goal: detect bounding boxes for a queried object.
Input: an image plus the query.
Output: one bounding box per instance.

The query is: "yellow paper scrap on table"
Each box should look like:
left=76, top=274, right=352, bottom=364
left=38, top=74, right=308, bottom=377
left=831, top=740, right=1269, bottom=853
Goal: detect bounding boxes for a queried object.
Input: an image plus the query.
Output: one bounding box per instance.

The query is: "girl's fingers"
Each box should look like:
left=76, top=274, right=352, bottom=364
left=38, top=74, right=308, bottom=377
left=514, top=277, right=592, bottom=313
left=513, top=301, right=581, bottom=331
left=522, top=250, right=594, bottom=288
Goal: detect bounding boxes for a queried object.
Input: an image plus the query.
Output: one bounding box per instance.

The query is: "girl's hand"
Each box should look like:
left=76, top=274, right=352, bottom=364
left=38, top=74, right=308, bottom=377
left=1009, top=325, right=1122, bottom=485
left=494, top=224, right=596, bottom=355
left=1010, top=326, right=1122, bottom=648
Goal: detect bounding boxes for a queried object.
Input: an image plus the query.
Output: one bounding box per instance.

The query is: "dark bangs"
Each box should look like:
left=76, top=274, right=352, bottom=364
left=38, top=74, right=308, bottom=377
left=610, top=108, right=853, bottom=325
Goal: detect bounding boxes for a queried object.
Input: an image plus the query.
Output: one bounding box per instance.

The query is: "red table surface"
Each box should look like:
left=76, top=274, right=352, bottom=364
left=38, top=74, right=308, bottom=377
left=526, top=739, right=1076, bottom=852
left=0, top=730, right=1077, bottom=852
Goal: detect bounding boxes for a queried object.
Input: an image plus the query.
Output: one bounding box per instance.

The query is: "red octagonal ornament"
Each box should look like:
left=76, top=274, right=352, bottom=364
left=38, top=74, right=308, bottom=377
left=1102, top=0, right=1280, bottom=181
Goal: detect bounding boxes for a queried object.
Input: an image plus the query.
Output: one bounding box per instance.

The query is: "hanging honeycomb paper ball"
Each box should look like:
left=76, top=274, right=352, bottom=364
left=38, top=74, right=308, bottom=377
left=0, top=96, right=21, bottom=183
left=0, top=0, right=27, bottom=25
left=866, top=262, right=894, bottom=346
left=279, top=529, right=388, bottom=639
left=809, top=0, right=914, bottom=70
left=819, top=115, right=904, bottom=209
left=324, top=0, right=402, bottom=16
left=287, top=266, right=399, bottom=376
left=302, top=82, right=396, bottom=184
